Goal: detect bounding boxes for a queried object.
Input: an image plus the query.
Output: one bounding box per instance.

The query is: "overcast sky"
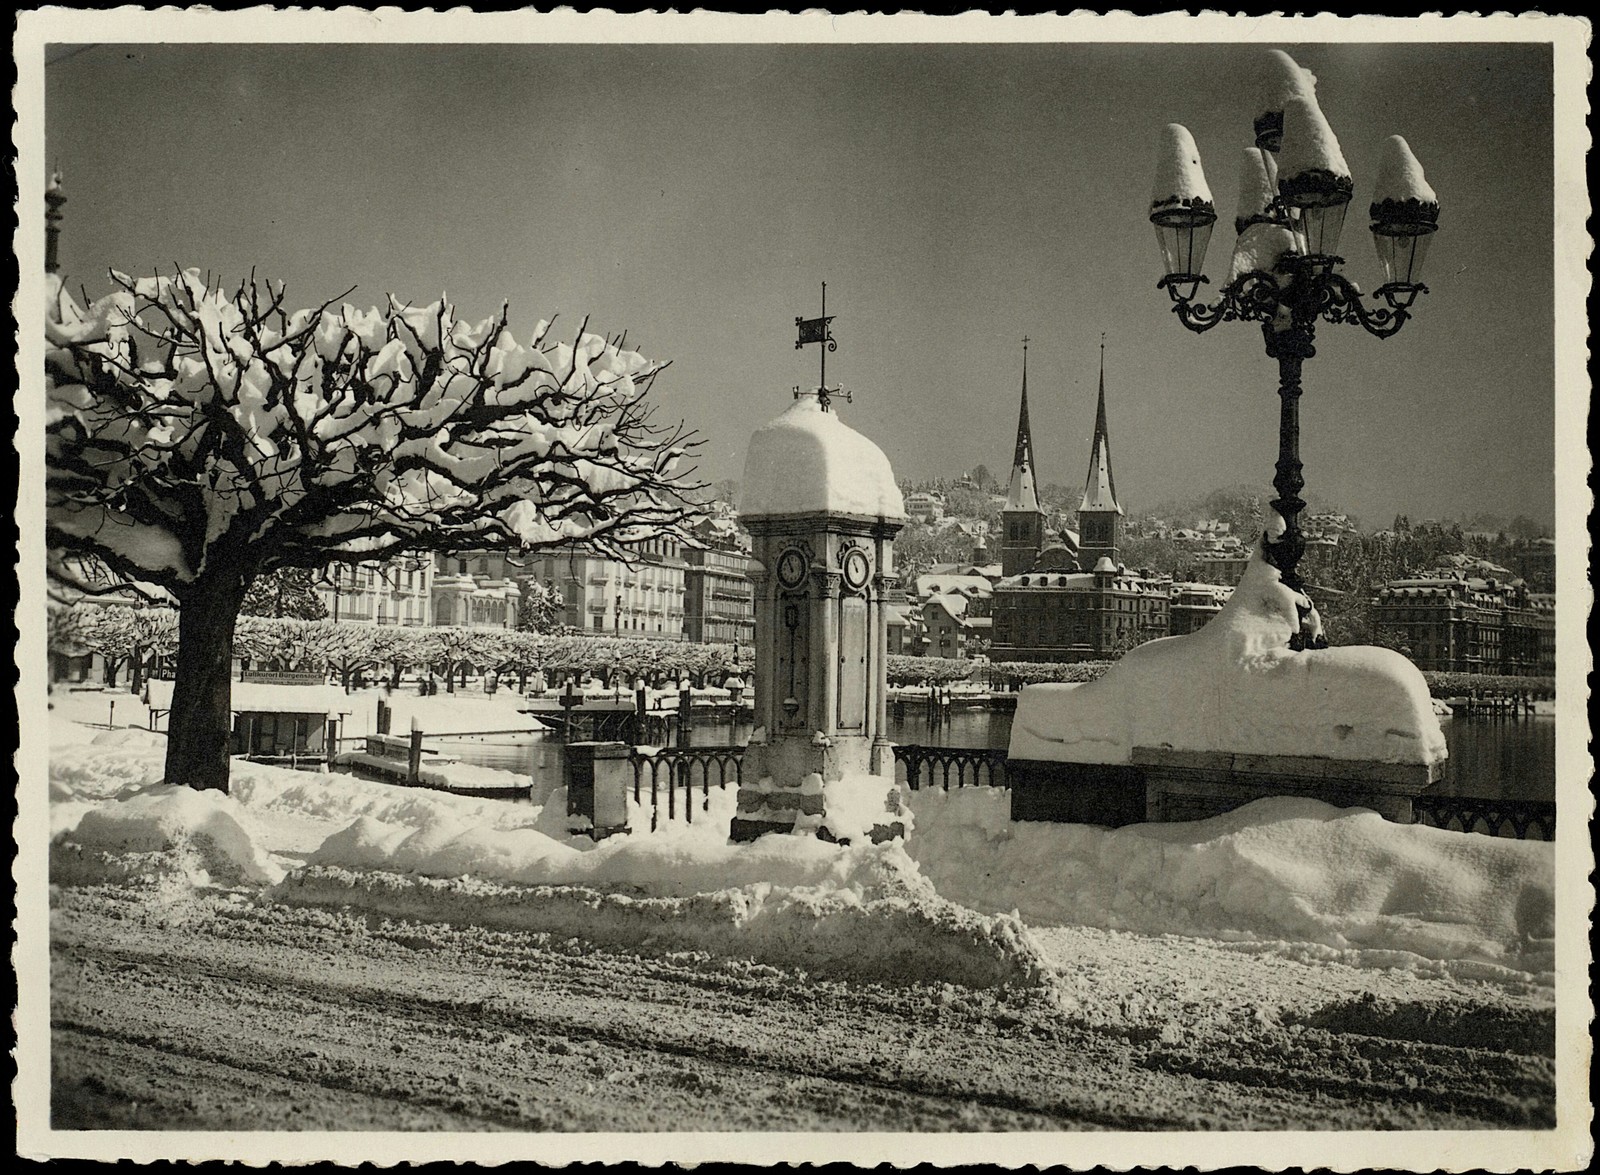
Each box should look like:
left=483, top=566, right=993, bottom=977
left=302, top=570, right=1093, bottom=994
left=44, top=37, right=1557, bottom=528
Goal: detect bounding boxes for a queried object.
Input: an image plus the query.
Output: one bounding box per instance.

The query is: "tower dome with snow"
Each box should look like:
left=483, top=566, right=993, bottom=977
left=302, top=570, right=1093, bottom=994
left=738, top=393, right=905, bottom=522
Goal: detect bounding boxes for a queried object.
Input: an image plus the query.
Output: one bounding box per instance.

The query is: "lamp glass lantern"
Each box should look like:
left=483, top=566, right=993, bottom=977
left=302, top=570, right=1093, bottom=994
left=1278, top=171, right=1354, bottom=260
left=1370, top=198, right=1440, bottom=286
left=1150, top=199, right=1218, bottom=283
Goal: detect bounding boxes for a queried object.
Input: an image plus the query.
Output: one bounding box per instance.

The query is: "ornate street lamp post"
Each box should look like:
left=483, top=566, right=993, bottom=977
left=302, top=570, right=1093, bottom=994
left=1150, top=51, right=1440, bottom=649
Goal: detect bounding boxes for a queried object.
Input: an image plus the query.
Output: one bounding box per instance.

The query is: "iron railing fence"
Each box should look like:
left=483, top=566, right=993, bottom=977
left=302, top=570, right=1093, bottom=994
left=1412, top=796, right=1556, bottom=841
left=893, top=744, right=1010, bottom=791
left=629, top=746, right=745, bottom=829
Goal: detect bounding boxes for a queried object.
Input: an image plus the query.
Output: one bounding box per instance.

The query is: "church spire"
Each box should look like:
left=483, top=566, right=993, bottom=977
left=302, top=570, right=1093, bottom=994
left=1000, top=337, right=1046, bottom=578
left=1005, top=336, right=1041, bottom=513
left=1079, top=335, right=1121, bottom=516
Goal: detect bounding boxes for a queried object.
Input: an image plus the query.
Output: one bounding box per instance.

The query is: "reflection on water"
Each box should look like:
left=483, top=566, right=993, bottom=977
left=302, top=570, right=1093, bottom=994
left=1435, top=716, right=1556, bottom=802
left=438, top=706, right=1555, bottom=805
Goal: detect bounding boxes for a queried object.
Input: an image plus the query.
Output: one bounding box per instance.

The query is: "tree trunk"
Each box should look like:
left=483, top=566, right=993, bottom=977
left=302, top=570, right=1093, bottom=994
left=164, top=571, right=250, bottom=792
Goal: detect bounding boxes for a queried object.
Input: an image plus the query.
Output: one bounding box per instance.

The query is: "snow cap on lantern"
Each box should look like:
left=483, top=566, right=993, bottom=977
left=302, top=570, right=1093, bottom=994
left=1228, top=148, right=1299, bottom=285
left=1150, top=123, right=1218, bottom=280
left=1234, top=147, right=1281, bottom=231
left=738, top=394, right=905, bottom=520
left=1372, top=134, right=1438, bottom=209
left=1278, top=95, right=1352, bottom=197
left=1253, top=50, right=1319, bottom=152
left=1151, top=123, right=1215, bottom=214
left=1278, top=94, right=1354, bottom=257
left=1369, top=135, right=1440, bottom=286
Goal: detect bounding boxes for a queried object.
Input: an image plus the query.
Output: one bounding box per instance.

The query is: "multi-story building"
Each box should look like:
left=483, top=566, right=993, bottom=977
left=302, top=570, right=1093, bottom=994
left=1168, top=581, right=1232, bottom=636
left=536, top=535, right=689, bottom=638
left=683, top=539, right=756, bottom=647
left=989, top=342, right=1171, bottom=663
left=430, top=552, right=521, bottom=629
left=903, top=490, right=945, bottom=522
left=1370, top=571, right=1555, bottom=676
left=318, top=556, right=438, bottom=626
left=915, top=573, right=994, bottom=659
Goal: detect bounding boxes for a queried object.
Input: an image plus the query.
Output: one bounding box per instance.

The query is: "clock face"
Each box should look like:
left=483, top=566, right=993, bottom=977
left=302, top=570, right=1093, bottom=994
left=776, top=549, right=808, bottom=590
left=842, top=547, right=871, bottom=591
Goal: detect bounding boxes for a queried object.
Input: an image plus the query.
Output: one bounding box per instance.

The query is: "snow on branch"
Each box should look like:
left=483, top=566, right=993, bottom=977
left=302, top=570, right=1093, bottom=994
left=46, top=268, right=707, bottom=597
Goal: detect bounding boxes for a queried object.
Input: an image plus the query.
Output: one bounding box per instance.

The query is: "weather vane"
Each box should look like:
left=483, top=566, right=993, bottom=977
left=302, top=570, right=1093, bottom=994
left=794, top=282, right=850, bottom=412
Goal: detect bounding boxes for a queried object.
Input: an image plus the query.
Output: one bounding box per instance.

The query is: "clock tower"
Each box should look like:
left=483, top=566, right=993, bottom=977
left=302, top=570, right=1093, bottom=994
left=731, top=390, right=909, bottom=843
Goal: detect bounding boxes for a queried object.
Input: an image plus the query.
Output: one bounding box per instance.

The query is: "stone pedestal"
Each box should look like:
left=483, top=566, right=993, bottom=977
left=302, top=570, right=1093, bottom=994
left=1133, top=747, right=1444, bottom=824
left=565, top=741, right=633, bottom=840
left=729, top=733, right=907, bottom=844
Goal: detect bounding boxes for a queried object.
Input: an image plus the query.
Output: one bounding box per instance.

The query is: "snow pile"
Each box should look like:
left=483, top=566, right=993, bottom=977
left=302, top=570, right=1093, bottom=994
left=1371, top=133, right=1439, bottom=249
left=1009, top=541, right=1447, bottom=766
left=306, top=787, right=845, bottom=894
left=738, top=394, right=906, bottom=520
left=905, top=789, right=1554, bottom=979
left=819, top=772, right=912, bottom=842
left=275, top=844, right=1054, bottom=992
left=50, top=726, right=169, bottom=799
left=229, top=762, right=545, bottom=837
left=1150, top=123, right=1214, bottom=212
left=52, top=784, right=285, bottom=888
left=42, top=711, right=1049, bottom=990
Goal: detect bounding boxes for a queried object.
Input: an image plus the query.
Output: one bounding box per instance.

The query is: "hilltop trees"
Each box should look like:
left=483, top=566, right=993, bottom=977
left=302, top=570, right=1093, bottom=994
left=47, top=269, right=702, bottom=791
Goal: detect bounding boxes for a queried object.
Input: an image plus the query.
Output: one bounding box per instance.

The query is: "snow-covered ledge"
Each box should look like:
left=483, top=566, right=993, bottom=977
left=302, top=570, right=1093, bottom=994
left=1008, top=541, right=1446, bottom=825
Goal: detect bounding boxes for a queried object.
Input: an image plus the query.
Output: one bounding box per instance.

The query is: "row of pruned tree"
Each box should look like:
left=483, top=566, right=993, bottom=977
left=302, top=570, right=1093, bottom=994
left=885, top=655, right=1113, bottom=688
left=49, top=604, right=178, bottom=690
left=53, top=604, right=743, bottom=695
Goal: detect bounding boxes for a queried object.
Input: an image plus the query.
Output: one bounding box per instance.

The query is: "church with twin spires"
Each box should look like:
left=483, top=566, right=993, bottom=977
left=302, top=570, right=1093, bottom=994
left=989, top=341, right=1174, bottom=662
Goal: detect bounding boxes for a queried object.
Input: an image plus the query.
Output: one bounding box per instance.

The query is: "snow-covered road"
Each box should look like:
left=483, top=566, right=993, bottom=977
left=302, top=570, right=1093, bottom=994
left=50, top=883, right=1553, bottom=1132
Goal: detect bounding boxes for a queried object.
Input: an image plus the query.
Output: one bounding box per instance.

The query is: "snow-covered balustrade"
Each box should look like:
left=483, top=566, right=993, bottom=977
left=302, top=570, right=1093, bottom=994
left=1007, top=543, right=1448, bottom=827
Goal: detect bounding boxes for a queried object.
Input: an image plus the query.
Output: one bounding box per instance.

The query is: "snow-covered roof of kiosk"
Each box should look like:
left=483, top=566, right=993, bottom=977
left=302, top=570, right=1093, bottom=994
left=738, top=394, right=906, bottom=520
left=145, top=679, right=350, bottom=716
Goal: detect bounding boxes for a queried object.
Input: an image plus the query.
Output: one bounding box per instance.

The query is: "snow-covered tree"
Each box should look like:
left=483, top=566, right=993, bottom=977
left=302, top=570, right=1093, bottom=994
left=370, top=625, right=433, bottom=690
left=427, top=626, right=505, bottom=692
left=235, top=615, right=326, bottom=674
left=517, top=579, right=562, bottom=633
left=309, top=620, right=385, bottom=692
left=73, top=606, right=179, bottom=691
left=47, top=269, right=702, bottom=790
left=240, top=567, right=328, bottom=620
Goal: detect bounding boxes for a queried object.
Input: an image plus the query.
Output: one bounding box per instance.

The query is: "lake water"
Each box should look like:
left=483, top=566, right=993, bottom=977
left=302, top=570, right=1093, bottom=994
left=438, top=705, right=1556, bottom=804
